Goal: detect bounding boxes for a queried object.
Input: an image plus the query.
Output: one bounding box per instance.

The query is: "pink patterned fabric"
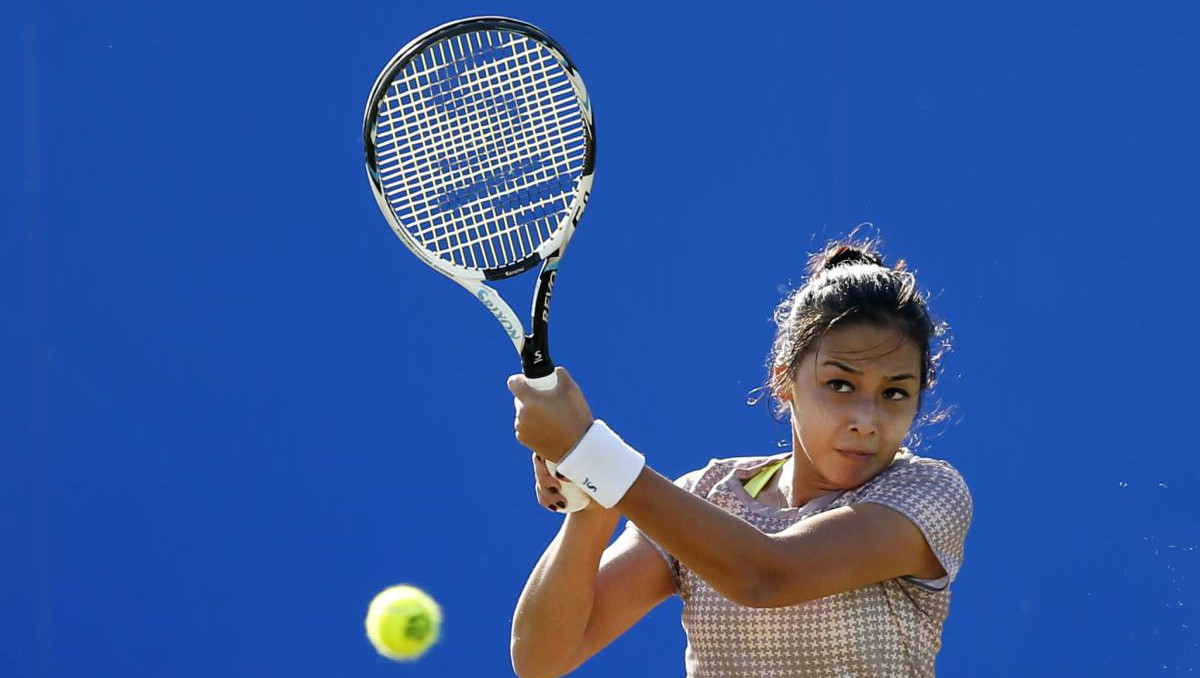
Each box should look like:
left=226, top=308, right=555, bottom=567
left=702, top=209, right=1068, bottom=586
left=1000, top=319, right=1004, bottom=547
left=626, top=452, right=972, bottom=677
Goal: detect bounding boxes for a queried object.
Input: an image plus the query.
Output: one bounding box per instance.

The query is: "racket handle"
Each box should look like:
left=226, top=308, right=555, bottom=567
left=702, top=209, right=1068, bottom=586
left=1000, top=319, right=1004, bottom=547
left=526, top=371, right=559, bottom=390
left=525, top=370, right=592, bottom=513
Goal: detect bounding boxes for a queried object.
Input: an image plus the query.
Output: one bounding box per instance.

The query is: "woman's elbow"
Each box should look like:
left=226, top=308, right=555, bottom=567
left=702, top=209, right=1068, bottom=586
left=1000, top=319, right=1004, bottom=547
left=510, top=655, right=548, bottom=678
left=510, top=639, right=572, bottom=678
left=718, top=550, right=793, bottom=608
left=736, top=570, right=828, bottom=609
left=511, top=660, right=570, bottom=678
left=511, top=662, right=561, bottom=678
left=725, top=576, right=780, bottom=609
left=510, top=647, right=548, bottom=678
left=727, top=562, right=814, bottom=609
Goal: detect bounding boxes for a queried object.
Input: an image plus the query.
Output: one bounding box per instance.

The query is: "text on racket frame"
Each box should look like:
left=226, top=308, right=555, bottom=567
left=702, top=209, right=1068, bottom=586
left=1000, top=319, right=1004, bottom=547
left=475, top=288, right=521, bottom=340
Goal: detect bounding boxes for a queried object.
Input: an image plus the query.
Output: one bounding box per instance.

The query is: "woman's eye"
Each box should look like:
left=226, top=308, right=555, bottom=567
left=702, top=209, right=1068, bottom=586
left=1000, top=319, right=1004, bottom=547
left=827, top=379, right=853, bottom=393
left=883, top=388, right=911, bottom=401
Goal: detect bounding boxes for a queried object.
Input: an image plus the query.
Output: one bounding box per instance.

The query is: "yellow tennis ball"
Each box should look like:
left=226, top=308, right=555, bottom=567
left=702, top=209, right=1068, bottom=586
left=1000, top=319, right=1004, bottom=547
left=365, top=584, right=442, bottom=661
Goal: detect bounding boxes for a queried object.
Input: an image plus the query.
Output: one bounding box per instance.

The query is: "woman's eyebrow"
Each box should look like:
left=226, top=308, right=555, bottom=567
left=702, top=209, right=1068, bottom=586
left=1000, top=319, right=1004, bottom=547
left=823, top=359, right=916, bottom=382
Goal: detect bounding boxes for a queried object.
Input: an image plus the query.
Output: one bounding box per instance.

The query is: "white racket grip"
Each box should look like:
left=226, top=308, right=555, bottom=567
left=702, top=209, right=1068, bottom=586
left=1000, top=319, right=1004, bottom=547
left=526, top=371, right=559, bottom=390
left=526, top=370, right=592, bottom=513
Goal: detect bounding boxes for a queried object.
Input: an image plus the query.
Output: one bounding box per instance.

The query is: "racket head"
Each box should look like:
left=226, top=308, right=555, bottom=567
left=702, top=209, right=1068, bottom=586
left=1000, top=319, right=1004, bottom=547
left=363, top=16, right=596, bottom=283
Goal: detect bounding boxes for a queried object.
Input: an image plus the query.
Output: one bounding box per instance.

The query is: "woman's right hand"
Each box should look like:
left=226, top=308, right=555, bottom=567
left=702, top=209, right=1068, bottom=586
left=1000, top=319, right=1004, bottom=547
left=532, top=453, right=608, bottom=514
left=533, top=452, right=578, bottom=512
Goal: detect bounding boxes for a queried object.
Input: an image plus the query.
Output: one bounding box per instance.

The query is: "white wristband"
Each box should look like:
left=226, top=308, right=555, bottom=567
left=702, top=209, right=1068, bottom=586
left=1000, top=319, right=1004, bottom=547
left=555, top=420, right=645, bottom=509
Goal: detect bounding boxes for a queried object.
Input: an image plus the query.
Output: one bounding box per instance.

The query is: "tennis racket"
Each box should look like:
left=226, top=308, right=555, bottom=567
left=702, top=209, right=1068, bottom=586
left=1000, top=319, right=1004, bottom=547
left=363, top=16, right=595, bottom=512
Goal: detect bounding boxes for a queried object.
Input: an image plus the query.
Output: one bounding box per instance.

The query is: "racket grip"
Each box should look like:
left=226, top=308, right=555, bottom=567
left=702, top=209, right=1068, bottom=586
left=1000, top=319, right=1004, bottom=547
left=526, top=371, right=559, bottom=390
left=526, top=370, right=592, bottom=513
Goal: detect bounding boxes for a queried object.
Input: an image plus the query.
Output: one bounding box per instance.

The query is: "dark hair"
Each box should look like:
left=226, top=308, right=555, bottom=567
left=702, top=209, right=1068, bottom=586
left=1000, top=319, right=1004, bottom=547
left=762, top=231, right=951, bottom=424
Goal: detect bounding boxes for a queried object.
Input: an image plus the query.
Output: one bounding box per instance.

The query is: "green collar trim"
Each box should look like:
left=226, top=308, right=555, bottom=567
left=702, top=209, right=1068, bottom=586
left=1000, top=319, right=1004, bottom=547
left=744, top=458, right=788, bottom=499
left=743, top=450, right=911, bottom=499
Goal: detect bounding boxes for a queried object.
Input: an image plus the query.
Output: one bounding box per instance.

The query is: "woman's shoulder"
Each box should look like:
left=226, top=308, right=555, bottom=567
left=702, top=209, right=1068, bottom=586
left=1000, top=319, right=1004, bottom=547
left=848, top=450, right=974, bottom=516
left=849, top=451, right=975, bottom=583
left=886, top=451, right=971, bottom=489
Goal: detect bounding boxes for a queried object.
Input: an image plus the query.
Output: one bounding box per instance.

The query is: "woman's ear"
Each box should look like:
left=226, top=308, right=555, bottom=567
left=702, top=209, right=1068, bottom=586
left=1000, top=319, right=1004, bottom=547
left=771, top=364, right=793, bottom=406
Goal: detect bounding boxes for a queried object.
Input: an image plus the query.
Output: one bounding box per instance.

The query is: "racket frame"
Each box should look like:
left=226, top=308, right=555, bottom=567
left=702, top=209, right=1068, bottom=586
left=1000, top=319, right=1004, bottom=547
left=362, top=16, right=595, bottom=380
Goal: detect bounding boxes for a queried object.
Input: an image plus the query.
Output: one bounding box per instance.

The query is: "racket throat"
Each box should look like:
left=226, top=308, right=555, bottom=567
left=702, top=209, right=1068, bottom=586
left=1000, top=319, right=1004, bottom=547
left=520, top=335, right=555, bottom=379
left=522, top=259, right=559, bottom=379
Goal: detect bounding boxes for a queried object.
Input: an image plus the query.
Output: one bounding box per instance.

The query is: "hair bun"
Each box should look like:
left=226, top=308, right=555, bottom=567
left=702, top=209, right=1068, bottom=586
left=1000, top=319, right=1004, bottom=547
left=808, top=244, right=885, bottom=276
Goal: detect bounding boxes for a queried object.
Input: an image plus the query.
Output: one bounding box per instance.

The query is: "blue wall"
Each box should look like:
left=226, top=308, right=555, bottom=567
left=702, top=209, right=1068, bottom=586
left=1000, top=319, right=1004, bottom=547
left=8, top=1, right=1197, bottom=675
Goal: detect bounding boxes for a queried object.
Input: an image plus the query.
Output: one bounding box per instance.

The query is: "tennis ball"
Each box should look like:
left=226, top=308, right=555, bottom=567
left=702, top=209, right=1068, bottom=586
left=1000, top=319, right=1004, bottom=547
left=365, top=584, right=442, bottom=661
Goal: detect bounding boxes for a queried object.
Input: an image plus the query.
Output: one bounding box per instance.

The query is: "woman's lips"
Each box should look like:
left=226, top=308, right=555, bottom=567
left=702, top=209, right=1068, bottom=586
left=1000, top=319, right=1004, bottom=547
left=836, top=448, right=874, bottom=462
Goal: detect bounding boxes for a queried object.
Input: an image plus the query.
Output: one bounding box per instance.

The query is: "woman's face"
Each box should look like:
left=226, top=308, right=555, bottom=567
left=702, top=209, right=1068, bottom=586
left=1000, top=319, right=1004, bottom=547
left=785, top=322, right=923, bottom=493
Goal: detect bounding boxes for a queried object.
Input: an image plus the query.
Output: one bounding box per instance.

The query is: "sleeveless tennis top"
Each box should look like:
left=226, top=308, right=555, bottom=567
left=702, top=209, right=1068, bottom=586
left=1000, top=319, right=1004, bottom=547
left=625, top=452, right=972, bottom=678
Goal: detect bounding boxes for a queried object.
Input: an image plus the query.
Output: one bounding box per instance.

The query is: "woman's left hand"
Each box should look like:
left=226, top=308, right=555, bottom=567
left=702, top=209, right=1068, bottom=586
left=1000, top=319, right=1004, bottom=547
left=507, top=367, right=594, bottom=463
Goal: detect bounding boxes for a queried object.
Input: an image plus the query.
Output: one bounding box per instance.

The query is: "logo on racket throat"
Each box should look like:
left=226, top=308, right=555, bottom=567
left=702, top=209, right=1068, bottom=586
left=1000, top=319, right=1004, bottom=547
left=476, top=288, right=521, bottom=340
left=570, top=190, right=590, bottom=227
left=539, top=271, right=557, bottom=322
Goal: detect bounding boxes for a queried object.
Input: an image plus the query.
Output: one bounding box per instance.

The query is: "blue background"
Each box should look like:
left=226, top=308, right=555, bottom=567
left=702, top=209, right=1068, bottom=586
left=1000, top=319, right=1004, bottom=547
left=8, top=1, right=1198, bottom=676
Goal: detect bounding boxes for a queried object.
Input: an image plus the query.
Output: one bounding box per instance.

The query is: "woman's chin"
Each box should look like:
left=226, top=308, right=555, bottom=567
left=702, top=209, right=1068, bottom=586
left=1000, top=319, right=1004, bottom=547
left=821, top=463, right=880, bottom=489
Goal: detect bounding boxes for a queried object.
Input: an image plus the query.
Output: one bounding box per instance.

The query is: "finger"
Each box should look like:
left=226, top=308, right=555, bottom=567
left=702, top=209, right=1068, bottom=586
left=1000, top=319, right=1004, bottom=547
left=507, top=373, right=535, bottom=398
left=553, top=366, right=574, bottom=390
left=531, top=454, right=569, bottom=511
left=532, top=453, right=557, bottom=488
left=534, top=482, right=566, bottom=512
left=538, top=455, right=570, bottom=482
left=532, top=453, right=549, bottom=480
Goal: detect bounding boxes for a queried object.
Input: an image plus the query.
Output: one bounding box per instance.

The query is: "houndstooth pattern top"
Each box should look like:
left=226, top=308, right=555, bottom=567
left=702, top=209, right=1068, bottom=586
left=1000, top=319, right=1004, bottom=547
left=626, top=452, right=973, bottom=678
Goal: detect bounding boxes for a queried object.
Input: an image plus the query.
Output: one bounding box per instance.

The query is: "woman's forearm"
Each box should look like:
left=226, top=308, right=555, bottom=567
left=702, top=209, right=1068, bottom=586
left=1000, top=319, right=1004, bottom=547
left=511, top=509, right=621, bottom=678
left=617, top=467, right=778, bottom=607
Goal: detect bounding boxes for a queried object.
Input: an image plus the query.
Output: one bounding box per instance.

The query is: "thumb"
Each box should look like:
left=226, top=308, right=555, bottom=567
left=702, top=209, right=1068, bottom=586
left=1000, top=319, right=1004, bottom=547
left=507, top=373, right=535, bottom=399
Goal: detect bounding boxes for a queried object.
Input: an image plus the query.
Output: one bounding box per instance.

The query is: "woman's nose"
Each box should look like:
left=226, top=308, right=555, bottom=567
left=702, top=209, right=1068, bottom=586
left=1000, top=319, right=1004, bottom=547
left=847, top=398, right=879, bottom=435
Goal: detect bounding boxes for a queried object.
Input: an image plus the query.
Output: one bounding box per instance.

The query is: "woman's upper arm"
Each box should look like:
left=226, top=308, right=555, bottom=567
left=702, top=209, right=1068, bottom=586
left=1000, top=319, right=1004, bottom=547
left=570, top=524, right=675, bottom=668
left=758, top=502, right=944, bottom=608
left=755, top=461, right=971, bottom=608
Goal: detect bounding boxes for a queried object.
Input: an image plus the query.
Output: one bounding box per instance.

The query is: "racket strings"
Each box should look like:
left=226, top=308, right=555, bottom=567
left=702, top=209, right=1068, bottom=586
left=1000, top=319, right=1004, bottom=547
left=396, top=37, right=570, bottom=262
left=391, top=34, right=582, bottom=265
left=373, top=30, right=588, bottom=272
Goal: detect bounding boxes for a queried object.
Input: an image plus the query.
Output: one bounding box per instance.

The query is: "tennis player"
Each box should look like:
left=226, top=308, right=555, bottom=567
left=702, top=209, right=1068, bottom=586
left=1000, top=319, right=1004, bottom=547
left=507, top=236, right=973, bottom=678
